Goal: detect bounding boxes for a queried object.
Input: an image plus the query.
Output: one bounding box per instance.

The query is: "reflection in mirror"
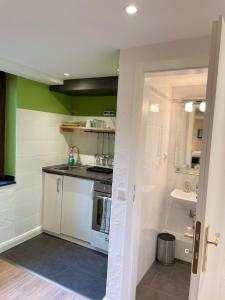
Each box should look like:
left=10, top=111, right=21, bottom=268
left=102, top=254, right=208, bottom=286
left=174, top=101, right=205, bottom=175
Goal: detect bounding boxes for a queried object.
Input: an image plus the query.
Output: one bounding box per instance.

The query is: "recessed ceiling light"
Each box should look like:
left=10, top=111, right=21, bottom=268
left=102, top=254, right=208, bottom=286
left=64, top=73, right=70, bottom=77
left=125, top=5, right=138, bottom=15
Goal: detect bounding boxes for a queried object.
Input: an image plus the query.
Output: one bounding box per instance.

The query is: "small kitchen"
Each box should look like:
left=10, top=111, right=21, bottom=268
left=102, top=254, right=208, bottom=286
left=0, top=74, right=117, bottom=300
left=42, top=117, right=115, bottom=253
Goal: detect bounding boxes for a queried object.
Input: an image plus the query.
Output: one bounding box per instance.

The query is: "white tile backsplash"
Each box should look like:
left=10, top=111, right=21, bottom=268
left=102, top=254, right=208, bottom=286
left=69, top=116, right=115, bottom=165
left=15, top=109, right=71, bottom=229
left=164, top=101, right=198, bottom=262
left=136, top=83, right=172, bottom=283
left=0, top=185, right=16, bottom=243
left=0, top=109, right=71, bottom=246
left=136, top=81, right=199, bottom=274
left=0, top=109, right=116, bottom=247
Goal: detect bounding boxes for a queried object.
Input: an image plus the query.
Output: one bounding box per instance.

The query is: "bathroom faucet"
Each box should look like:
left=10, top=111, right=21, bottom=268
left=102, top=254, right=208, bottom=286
left=189, top=209, right=196, bottom=219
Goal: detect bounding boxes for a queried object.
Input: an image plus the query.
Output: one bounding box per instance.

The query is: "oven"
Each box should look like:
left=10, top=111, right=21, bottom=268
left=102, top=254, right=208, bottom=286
left=92, top=181, right=112, bottom=234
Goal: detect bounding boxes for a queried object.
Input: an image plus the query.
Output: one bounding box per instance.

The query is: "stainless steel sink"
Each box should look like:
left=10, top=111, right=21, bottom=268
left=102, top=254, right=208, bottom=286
left=52, top=165, right=85, bottom=171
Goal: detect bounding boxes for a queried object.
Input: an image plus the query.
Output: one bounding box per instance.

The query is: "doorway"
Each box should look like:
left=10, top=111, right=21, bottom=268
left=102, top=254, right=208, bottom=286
left=133, top=68, right=208, bottom=300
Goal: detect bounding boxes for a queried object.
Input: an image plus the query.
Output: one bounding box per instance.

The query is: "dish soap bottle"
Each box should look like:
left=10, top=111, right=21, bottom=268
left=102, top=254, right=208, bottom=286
left=68, top=148, right=75, bottom=167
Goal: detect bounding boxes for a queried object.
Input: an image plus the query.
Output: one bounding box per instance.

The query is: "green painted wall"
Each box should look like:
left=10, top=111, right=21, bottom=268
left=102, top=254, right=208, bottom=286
left=71, top=96, right=117, bottom=116
left=15, top=77, right=117, bottom=117
left=17, top=77, right=73, bottom=115
left=5, top=74, right=17, bottom=176
left=4, top=75, right=117, bottom=177
left=4, top=75, right=74, bottom=176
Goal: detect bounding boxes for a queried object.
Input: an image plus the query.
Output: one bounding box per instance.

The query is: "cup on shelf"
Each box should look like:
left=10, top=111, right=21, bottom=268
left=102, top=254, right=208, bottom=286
left=86, top=120, right=92, bottom=128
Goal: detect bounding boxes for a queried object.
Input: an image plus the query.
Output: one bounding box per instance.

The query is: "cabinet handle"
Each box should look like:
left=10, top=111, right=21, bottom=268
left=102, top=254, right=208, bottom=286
left=105, top=237, right=109, bottom=242
left=57, top=178, right=61, bottom=193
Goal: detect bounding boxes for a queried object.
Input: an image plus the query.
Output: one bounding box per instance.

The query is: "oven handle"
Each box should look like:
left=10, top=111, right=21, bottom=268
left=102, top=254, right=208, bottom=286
left=94, top=195, right=112, bottom=201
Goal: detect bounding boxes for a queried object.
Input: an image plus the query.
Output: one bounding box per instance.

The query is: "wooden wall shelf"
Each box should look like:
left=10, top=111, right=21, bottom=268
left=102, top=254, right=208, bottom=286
left=60, top=125, right=115, bottom=133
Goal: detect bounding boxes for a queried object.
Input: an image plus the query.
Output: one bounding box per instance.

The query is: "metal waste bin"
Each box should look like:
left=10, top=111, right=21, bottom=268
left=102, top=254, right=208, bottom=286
left=157, top=233, right=175, bottom=265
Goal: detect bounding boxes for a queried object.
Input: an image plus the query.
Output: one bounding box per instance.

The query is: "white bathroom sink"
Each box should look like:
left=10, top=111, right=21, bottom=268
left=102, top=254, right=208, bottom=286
left=170, top=189, right=197, bottom=204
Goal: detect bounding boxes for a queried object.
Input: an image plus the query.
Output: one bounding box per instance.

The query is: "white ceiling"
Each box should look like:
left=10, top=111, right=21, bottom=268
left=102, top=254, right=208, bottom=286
left=148, top=68, right=208, bottom=88
left=146, top=68, right=208, bottom=100
left=0, top=0, right=224, bottom=83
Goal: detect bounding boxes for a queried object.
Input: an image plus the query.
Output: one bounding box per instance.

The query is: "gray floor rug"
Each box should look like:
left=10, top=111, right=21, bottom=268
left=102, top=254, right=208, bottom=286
left=1, top=233, right=108, bottom=300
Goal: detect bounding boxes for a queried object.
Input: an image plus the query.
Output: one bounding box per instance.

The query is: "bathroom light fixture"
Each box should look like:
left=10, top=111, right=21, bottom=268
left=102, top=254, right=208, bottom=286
left=185, top=101, right=193, bottom=112
left=125, top=5, right=138, bottom=15
left=150, top=104, right=159, bottom=113
left=64, top=73, right=70, bottom=77
left=199, top=101, right=206, bottom=112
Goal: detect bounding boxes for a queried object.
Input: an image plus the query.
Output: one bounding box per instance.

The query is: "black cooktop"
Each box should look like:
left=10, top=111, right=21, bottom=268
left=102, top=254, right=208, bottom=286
left=86, top=166, right=113, bottom=174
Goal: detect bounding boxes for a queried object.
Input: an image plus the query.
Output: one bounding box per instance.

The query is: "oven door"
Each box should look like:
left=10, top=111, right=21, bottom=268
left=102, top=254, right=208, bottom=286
left=92, top=192, right=111, bottom=233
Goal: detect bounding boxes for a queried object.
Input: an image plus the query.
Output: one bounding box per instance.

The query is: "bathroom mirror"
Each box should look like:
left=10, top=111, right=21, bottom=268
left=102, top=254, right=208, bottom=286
left=174, top=102, right=204, bottom=175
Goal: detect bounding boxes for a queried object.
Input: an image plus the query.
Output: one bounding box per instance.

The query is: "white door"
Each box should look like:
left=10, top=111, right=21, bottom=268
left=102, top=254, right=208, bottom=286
left=61, top=176, right=93, bottom=242
left=189, top=16, right=225, bottom=300
left=42, top=173, right=63, bottom=235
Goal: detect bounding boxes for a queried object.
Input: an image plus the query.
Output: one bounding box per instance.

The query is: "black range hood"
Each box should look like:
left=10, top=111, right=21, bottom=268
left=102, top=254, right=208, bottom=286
left=50, top=76, right=118, bottom=96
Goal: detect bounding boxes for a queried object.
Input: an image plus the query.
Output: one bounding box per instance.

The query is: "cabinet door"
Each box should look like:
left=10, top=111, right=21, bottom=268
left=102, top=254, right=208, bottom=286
left=61, top=176, right=94, bottom=242
left=42, top=173, right=63, bottom=234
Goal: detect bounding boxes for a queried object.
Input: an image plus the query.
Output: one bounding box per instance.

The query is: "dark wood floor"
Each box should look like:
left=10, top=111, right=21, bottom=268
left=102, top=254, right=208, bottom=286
left=136, top=260, right=191, bottom=300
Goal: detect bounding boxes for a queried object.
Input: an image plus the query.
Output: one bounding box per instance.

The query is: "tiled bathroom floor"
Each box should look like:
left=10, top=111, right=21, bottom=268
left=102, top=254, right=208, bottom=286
left=136, top=260, right=191, bottom=300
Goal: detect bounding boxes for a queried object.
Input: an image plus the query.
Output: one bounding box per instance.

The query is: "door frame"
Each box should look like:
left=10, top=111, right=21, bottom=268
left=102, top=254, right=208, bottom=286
left=127, top=65, right=209, bottom=300
left=105, top=36, right=210, bottom=300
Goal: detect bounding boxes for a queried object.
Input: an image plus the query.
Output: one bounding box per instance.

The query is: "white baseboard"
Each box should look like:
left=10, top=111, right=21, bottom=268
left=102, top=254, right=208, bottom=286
left=0, top=226, right=42, bottom=253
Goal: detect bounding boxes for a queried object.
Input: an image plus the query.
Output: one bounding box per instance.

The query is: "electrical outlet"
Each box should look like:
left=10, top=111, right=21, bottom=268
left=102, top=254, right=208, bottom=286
left=103, top=111, right=116, bottom=117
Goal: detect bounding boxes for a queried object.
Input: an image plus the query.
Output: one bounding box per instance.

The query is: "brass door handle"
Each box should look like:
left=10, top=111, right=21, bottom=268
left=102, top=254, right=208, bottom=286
left=207, top=233, right=220, bottom=246
left=202, top=224, right=220, bottom=272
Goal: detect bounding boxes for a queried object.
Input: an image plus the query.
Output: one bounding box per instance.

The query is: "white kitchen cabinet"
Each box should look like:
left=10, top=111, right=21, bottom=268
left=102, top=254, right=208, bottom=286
left=42, top=173, right=63, bottom=235
left=61, top=176, right=94, bottom=242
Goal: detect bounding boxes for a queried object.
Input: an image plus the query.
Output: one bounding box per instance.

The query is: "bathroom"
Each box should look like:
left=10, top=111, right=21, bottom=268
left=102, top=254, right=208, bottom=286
left=134, top=68, right=208, bottom=300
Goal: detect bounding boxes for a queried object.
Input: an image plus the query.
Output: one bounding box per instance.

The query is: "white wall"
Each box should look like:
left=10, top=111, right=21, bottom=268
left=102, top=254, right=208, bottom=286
left=164, top=101, right=197, bottom=262
left=135, top=81, right=172, bottom=284
left=106, top=35, right=210, bottom=300
left=163, top=82, right=206, bottom=262
left=0, top=109, right=70, bottom=250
